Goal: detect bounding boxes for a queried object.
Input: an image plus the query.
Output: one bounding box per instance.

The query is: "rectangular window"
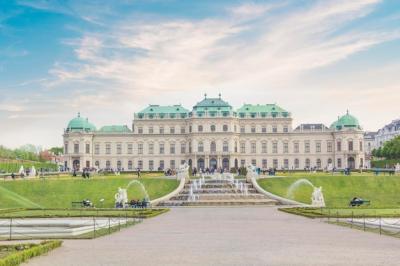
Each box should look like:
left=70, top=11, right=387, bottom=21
left=85, top=144, right=90, bottom=154
left=170, top=143, right=175, bottom=154
left=95, top=144, right=99, bottom=155
left=262, top=159, right=267, bottom=168
left=262, top=127, right=266, bottom=133
left=348, top=141, right=353, bottom=151
left=272, top=142, right=278, bottom=154
left=240, top=159, right=246, bottom=167
left=316, top=142, right=321, bottom=153
left=159, top=160, right=164, bottom=170
left=148, top=127, right=153, bottom=134
left=327, top=142, right=333, bottom=153
left=138, top=160, right=143, bottom=169
left=159, top=143, right=164, bottom=154
left=337, top=141, right=342, bottom=152
left=170, top=160, right=175, bottom=169
left=170, top=127, right=175, bottom=134
left=149, top=143, right=154, bottom=155
left=283, top=126, right=288, bottom=133
left=116, top=143, right=122, bottom=154
left=294, top=142, right=299, bottom=153
left=284, top=159, right=289, bottom=169
left=138, top=143, right=143, bottom=155
left=159, top=127, right=164, bottom=134
left=240, top=127, right=245, bottom=133
left=305, top=142, right=310, bottom=153
left=251, top=142, right=256, bottom=153
left=273, top=159, right=278, bottom=168
left=181, top=160, right=186, bottom=165
left=283, top=142, right=288, bottom=153
left=149, top=160, right=154, bottom=170
left=240, top=142, right=246, bottom=153
left=251, top=159, right=257, bottom=166
left=262, top=142, right=267, bottom=153
left=251, top=127, right=256, bottom=133
left=127, top=143, right=133, bottom=154
left=74, top=143, right=79, bottom=154
left=359, top=141, right=363, bottom=152
left=138, top=127, right=143, bottom=134
left=181, top=143, right=186, bottom=154
left=64, top=142, right=68, bottom=154
left=272, top=126, right=277, bottom=133
left=106, top=143, right=111, bottom=155
left=181, top=127, right=185, bottom=134
left=337, top=158, right=342, bottom=168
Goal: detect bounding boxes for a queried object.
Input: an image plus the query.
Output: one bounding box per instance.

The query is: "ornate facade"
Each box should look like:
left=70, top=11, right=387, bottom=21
left=63, top=95, right=365, bottom=171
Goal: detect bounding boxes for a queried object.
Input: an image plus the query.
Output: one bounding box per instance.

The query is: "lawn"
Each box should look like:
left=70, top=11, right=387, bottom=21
left=257, top=173, right=400, bottom=208
left=0, top=175, right=179, bottom=208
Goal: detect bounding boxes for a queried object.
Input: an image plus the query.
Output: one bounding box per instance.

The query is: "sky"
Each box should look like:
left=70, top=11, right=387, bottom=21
left=0, top=0, right=400, bottom=149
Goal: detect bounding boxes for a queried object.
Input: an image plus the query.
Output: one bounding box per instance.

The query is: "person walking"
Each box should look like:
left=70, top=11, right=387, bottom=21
left=137, top=168, right=141, bottom=178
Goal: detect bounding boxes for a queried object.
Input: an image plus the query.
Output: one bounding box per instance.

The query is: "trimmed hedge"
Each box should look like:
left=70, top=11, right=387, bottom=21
left=371, top=159, right=400, bottom=168
left=0, top=240, right=62, bottom=266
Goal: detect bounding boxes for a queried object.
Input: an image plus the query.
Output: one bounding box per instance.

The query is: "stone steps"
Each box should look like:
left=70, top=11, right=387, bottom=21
left=158, top=178, right=278, bottom=207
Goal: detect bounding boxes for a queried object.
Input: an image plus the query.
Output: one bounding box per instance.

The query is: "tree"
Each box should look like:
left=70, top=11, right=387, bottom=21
left=49, top=147, right=63, bottom=156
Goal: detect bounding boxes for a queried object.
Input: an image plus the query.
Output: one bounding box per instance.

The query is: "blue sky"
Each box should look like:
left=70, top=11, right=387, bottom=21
left=0, top=0, right=400, bottom=148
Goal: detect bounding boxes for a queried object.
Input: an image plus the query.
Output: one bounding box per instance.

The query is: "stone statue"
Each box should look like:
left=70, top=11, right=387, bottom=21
left=115, top=187, right=128, bottom=208
left=311, top=186, right=325, bottom=207
left=246, top=164, right=259, bottom=181
left=176, top=163, right=189, bottom=180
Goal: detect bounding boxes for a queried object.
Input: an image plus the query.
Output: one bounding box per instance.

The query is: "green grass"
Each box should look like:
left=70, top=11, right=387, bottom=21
left=279, top=207, right=400, bottom=218
left=258, top=173, right=400, bottom=208
left=0, top=176, right=179, bottom=208
left=0, top=208, right=169, bottom=218
left=0, top=161, right=58, bottom=173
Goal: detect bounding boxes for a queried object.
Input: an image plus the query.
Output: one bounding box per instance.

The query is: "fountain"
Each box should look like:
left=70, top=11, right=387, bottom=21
left=29, top=166, right=36, bottom=177
left=246, top=164, right=259, bottom=181
left=126, top=180, right=150, bottom=200
left=18, top=165, right=25, bottom=176
left=395, top=163, right=400, bottom=175
left=287, top=179, right=325, bottom=207
left=114, top=187, right=128, bottom=208
left=176, top=163, right=189, bottom=180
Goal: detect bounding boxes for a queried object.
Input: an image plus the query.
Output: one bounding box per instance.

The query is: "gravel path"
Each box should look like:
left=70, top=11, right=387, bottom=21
left=27, top=207, right=400, bottom=266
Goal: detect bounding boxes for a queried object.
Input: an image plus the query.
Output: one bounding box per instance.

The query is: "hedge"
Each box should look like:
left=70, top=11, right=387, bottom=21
left=0, top=240, right=62, bottom=266
left=371, top=159, right=400, bottom=168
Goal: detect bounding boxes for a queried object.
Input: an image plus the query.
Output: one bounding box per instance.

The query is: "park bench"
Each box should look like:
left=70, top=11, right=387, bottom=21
left=71, top=200, right=94, bottom=208
left=349, top=198, right=370, bottom=207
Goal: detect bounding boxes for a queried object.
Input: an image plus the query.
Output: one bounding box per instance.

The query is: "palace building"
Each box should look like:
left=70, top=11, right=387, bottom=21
left=63, top=95, right=365, bottom=171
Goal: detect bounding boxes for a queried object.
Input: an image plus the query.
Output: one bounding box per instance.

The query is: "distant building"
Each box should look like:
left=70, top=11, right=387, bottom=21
left=363, top=131, right=377, bottom=168
left=375, top=119, right=400, bottom=148
left=62, top=95, right=365, bottom=171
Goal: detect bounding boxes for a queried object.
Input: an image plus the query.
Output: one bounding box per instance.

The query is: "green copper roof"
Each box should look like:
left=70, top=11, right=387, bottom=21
left=330, top=111, right=361, bottom=130
left=98, top=125, right=131, bottom=133
left=193, top=95, right=232, bottom=112
left=237, top=104, right=287, bottom=113
left=138, top=105, right=189, bottom=114
left=236, top=104, right=290, bottom=118
left=67, top=113, right=96, bottom=132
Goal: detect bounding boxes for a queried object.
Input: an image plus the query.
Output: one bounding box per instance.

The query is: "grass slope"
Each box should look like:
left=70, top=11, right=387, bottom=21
left=258, top=174, right=400, bottom=208
left=0, top=177, right=178, bottom=209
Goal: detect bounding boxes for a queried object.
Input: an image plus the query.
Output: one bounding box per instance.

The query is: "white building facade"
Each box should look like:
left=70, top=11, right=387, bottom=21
left=374, top=119, right=400, bottom=148
left=63, top=95, right=365, bottom=171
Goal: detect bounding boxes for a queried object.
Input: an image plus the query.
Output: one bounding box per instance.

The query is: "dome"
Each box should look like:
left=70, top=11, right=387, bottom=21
left=330, top=111, right=361, bottom=130
left=66, top=113, right=96, bottom=132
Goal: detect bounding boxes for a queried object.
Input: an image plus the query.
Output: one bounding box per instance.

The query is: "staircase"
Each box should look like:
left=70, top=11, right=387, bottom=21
left=158, top=177, right=278, bottom=207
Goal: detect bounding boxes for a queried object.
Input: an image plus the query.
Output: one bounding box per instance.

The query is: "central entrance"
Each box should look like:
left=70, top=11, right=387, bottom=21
left=210, top=158, right=217, bottom=170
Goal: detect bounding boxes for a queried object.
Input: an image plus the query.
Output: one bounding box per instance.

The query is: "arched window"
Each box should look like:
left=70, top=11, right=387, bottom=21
left=198, top=142, right=204, bottom=152
left=223, top=141, right=229, bottom=152
left=348, top=140, right=353, bottom=151
left=328, top=158, right=332, bottom=165
left=305, top=158, right=310, bottom=168
left=223, top=125, right=228, bottom=132
left=198, top=125, right=203, bottom=132
left=316, top=159, right=321, bottom=168
left=294, top=158, right=299, bottom=169
left=210, top=125, right=216, bottom=132
left=210, top=141, right=216, bottom=152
